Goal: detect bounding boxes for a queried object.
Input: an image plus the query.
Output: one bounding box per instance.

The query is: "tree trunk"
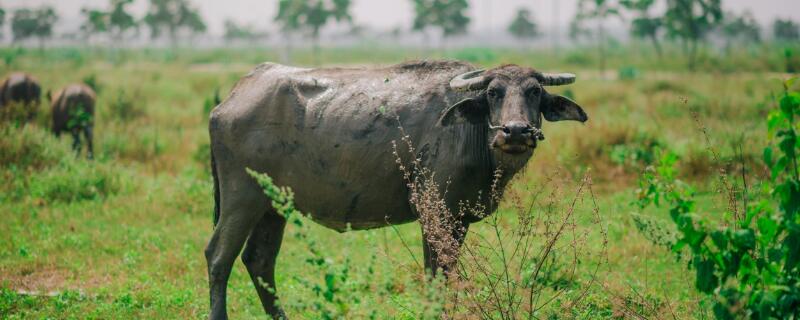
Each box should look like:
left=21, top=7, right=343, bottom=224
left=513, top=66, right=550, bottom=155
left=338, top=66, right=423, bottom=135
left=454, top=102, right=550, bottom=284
left=169, top=27, right=178, bottom=52
left=650, top=34, right=662, bottom=58
left=688, top=39, right=698, bottom=71
left=598, top=21, right=606, bottom=76
left=312, top=31, right=320, bottom=66
left=280, top=32, right=292, bottom=64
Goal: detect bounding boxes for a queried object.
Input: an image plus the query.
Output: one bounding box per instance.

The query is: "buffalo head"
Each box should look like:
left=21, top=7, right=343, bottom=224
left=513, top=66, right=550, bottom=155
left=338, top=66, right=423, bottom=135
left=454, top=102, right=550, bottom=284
left=439, top=65, right=587, bottom=155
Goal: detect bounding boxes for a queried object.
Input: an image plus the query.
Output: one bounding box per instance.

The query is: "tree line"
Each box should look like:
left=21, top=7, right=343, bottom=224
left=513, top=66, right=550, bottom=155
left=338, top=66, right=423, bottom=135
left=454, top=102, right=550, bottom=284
left=571, top=0, right=800, bottom=69
left=0, top=0, right=797, bottom=52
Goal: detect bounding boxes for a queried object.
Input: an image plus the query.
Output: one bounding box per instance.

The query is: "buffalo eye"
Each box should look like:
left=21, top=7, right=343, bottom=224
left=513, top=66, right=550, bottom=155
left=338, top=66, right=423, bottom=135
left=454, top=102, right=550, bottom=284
left=487, top=88, right=501, bottom=99
left=527, top=86, right=541, bottom=97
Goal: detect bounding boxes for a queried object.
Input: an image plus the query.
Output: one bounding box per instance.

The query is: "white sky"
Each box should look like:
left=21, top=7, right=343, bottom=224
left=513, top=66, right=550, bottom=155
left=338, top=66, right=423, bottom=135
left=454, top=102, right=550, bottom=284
left=5, top=0, right=800, bottom=36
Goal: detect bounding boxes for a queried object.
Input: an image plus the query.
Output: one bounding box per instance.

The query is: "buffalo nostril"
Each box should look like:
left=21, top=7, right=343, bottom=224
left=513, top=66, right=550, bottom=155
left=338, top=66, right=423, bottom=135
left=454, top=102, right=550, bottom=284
left=502, top=127, right=511, bottom=134
left=522, top=127, right=533, bottom=134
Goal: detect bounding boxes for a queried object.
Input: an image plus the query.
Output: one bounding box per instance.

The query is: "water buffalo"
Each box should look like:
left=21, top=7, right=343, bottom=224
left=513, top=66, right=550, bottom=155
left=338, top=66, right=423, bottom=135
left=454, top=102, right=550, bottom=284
left=51, top=84, right=96, bottom=159
left=206, top=60, right=587, bottom=319
left=0, top=72, right=42, bottom=119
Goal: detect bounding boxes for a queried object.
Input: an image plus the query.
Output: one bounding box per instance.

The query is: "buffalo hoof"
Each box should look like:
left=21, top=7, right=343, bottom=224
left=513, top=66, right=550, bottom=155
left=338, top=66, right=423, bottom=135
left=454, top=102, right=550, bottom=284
left=270, top=308, right=288, bottom=320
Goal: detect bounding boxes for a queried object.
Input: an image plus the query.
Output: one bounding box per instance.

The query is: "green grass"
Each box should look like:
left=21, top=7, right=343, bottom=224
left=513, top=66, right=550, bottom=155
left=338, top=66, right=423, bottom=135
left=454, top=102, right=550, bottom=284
left=0, top=46, right=791, bottom=318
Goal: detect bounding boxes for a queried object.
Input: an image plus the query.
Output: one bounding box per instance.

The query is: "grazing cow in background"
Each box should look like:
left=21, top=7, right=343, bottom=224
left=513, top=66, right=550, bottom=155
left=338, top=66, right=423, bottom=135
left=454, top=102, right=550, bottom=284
left=205, top=60, right=588, bottom=319
left=51, top=84, right=96, bottom=159
left=0, top=72, right=42, bottom=120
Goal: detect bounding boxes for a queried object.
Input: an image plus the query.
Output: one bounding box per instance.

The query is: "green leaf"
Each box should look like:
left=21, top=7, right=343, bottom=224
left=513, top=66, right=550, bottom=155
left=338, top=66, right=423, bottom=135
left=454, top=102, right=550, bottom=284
left=758, top=216, right=779, bottom=244
left=733, top=229, right=756, bottom=250
left=711, top=230, right=728, bottom=251
left=780, top=93, right=800, bottom=119
left=695, top=257, right=718, bottom=294
left=763, top=147, right=773, bottom=166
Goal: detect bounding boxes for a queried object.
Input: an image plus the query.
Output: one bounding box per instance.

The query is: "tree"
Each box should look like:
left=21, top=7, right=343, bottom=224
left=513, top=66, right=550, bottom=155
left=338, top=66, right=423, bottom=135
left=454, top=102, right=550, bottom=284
left=223, top=20, right=268, bottom=44
left=507, top=8, right=539, bottom=45
left=274, top=0, right=352, bottom=64
left=720, top=10, right=760, bottom=47
left=621, top=0, right=663, bottom=57
left=107, top=0, right=138, bottom=41
left=80, top=8, right=109, bottom=41
left=411, top=0, right=470, bottom=48
left=0, top=7, right=6, bottom=39
left=81, top=0, right=138, bottom=46
left=773, top=19, right=800, bottom=42
left=573, top=0, right=621, bottom=73
left=663, top=0, right=722, bottom=69
left=144, top=0, right=206, bottom=45
left=11, top=7, right=58, bottom=47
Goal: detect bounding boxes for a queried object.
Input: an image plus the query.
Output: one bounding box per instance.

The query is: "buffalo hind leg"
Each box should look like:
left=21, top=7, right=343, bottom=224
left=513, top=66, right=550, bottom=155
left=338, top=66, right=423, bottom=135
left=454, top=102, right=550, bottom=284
left=205, top=182, right=264, bottom=320
left=84, top=125, right=94, bottom=160
left=242, top=212, right=287, bottom=319
left=70, top=127, right=82, bottom=155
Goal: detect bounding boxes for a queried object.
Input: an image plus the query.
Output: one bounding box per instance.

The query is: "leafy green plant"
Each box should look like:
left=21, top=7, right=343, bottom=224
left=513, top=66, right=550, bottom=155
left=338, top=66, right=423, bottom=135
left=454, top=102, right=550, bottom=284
left=108, top=89, right=142, bottom=121
left=202, top=88, right=220, bottom=119
left=82, top=74, right=102, bottom=94
left=608, top=131, right=663, bottom=170
left=635, top=78, right=800, bottom=319
left=617, top=66, right=640, bottom=80
left=66, top=105, right=92, bottom=131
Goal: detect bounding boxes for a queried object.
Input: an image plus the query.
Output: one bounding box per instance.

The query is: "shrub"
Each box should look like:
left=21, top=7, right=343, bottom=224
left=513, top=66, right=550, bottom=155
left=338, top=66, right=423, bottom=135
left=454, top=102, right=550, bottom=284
left=0, top=123, right=120, bottom=203
left=0, top=124, right=68, bottom=169
left=635, top=78, right=800, bottom=319
left=618, top=66, right=640, bottom=80
left=82, top=74, right=102, bottom=94
left=107, top=89, right=143, bottom=121
left=0, top=101, right=40, bottom=126
left=202, top=88, right=221, bottom=119
left=24, top=161, right=120, bottom=203
left=449, top=47, right=497, bottom=64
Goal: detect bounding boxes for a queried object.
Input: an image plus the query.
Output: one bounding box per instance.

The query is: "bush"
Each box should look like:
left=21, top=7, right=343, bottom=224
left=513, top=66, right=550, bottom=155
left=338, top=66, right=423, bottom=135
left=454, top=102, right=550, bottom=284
left=0, top=101, right=40, bottom=126
left=0, top=124, right=68, bottom=169
left=0, top=123, right=120, bottom=203
left=618, top=66, right=640, bottom=80
left=635, top=78, right=800, bottom=319
left=107, top=89, right=143, bottom=121
left=202, top=88, right=221, bottom=119
left=82, top=74, right=102, bottom=94
left=24, top=161, right=120, bottom=203
left=449, top=47, right=497, bottom=64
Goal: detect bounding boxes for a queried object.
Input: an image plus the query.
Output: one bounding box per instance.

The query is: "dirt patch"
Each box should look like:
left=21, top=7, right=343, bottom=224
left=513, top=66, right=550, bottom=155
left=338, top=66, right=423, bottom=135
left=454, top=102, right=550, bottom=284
left=0, top=267, right=69, bottom=294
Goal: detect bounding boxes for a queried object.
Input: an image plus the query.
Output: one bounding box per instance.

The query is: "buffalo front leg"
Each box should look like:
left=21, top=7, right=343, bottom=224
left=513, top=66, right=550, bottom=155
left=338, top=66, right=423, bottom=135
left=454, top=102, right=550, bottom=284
left=421, top=222, right=469, bottom=278
left=242, top=212, right=287, bottom=319
left=204, top=180, right=264, bottom=320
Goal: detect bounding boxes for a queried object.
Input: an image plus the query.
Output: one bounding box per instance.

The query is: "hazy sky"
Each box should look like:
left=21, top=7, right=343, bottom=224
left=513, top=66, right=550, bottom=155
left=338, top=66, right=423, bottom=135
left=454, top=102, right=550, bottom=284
left=6, top=0, right=800, bottom=36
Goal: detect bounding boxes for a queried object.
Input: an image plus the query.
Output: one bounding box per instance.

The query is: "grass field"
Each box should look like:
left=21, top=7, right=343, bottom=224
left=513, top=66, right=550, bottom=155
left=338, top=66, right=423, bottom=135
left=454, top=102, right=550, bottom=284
left=0, top=45, right=796, bottom=319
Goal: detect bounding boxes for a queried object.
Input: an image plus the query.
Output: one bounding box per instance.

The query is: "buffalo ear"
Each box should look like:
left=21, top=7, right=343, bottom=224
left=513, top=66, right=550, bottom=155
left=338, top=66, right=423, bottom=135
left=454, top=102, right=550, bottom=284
left=438, top=97, right=487, bottom=126
left=542, top=94, right=588, bottom=122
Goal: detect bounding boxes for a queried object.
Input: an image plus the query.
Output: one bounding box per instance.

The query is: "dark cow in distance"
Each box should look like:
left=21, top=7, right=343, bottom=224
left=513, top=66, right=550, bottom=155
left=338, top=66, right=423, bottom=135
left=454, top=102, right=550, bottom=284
left=51, top=84, right=96, bottom=159
left=0, top=72, right=42, bottom=120
left=205, top=60, right=588, bottom=319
